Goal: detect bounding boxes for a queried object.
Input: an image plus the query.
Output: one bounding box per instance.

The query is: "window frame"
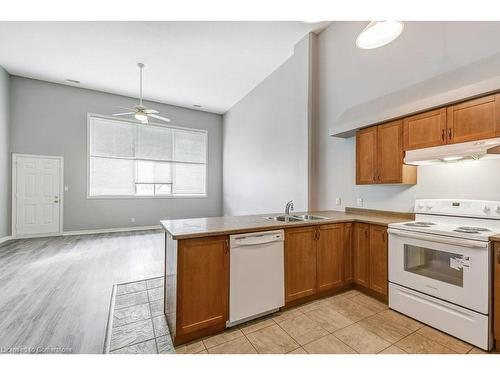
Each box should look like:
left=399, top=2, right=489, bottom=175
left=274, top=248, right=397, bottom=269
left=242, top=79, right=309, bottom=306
left=86, top=113, right=209, bottom=200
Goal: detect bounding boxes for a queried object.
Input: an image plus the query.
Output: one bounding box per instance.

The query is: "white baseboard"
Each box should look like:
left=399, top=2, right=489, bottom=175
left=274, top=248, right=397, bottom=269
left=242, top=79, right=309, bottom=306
left=0, top=236, right=13, bottom=245
left=12, top=225, right=162, bottom=240
left=63, top=225, right=162, bottom=236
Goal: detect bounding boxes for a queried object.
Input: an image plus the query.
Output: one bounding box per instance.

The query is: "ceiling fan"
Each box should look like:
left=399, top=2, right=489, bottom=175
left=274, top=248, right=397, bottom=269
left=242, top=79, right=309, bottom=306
left=112, top=63, right=171, bottom=124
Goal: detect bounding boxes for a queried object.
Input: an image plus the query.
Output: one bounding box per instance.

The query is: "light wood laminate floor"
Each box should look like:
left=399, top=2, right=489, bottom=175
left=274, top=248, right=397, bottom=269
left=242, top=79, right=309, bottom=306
left=0, top=230, right=164, bottom=354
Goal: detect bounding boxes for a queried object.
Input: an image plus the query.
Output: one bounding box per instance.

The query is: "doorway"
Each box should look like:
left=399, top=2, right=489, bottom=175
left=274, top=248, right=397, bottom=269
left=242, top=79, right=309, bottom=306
left=12, top=154, right=64, bottom=237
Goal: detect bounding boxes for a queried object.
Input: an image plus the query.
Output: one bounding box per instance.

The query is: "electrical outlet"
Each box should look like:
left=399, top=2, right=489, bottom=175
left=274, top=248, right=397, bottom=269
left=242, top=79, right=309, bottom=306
left=130, top=217, right=136, bottom=223
left=64, top=185, right=69, bottom=192
left=335, top=197, right=341, bottom=206
left=357, top=198, right=363, bottom=207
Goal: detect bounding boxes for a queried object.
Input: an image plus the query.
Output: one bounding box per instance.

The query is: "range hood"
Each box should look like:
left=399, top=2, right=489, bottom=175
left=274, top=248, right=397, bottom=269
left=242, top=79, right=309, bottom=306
left=404, top=137, right=500, bottom=165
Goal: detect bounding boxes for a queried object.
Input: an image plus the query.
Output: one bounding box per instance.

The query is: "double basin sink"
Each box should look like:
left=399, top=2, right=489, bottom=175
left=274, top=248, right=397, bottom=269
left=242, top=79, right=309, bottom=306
left=264, top=214, right=329, bottom=223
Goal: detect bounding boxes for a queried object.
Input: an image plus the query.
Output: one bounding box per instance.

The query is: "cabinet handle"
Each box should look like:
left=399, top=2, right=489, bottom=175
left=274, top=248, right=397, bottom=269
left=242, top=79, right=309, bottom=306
left=441, top=129, right=445, bottom=141
left=225, top=239, right=229, bottom=254
left=448, top=128, right=452, bottom=140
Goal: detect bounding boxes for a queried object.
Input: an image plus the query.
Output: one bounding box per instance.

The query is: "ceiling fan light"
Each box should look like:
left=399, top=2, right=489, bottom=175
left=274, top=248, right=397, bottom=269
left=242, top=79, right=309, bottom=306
left=356, top=21, right=404, bottom=49
left=134, top=113, right=148, bottom=122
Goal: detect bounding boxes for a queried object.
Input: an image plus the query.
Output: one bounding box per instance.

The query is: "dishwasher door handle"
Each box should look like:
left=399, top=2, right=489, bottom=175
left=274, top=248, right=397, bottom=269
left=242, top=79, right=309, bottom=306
left=233, top=233, right=283, bottom=247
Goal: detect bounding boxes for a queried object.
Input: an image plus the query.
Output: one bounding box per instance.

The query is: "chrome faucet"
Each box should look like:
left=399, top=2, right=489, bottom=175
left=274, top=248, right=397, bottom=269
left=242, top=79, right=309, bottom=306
left=285, top=200, right=294, bottom=216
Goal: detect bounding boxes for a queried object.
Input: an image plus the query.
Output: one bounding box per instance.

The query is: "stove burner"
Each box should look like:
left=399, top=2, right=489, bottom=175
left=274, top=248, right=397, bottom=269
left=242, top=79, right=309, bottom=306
left=404, top=222, right=436, bottom=228
left=454, top=229, right=481, bottom=234
left=456, top=226, right=490, bottom=232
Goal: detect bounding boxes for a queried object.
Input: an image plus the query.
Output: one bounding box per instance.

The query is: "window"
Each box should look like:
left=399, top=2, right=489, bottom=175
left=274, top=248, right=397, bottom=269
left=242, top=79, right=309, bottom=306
left=88, top=115, right=207, bottom=197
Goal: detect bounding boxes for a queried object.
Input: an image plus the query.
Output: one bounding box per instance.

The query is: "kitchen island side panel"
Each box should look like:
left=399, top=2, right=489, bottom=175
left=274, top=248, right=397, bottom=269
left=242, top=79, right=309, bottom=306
left=165, top=232, right=178, bottom=338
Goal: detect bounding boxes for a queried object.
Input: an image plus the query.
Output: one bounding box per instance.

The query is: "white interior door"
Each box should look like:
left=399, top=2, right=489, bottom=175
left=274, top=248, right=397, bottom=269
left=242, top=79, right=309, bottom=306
left=13, top=154, right=63, bottom=236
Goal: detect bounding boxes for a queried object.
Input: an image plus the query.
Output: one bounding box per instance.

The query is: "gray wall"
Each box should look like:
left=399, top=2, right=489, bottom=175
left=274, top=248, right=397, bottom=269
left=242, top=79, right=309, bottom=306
left=0, top=67, right=10, bottom=238
left=313, top=21, right=500, bottom=213
left=10, top=77, right=222, bottom=231
left=223, top=34, right=314, bottom=216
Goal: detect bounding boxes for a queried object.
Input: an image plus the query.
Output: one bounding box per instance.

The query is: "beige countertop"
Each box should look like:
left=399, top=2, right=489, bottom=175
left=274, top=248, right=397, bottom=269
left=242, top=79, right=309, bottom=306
left=160, top=210, right=413, bottom=240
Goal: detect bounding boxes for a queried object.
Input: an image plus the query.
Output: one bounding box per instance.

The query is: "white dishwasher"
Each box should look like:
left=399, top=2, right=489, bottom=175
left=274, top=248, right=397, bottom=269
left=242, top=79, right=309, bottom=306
left=228, top=230, right=285, bottom=326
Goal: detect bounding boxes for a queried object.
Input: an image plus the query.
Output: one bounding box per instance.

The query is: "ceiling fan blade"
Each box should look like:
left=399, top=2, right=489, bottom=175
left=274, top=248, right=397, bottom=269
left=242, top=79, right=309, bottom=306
left=148, top=114, right=171, bottom=122
left=119, top=106, right=137, bottom=112
left=112, top=112, right=135, bottom=116
left=143, top=109, right=159, bottom=114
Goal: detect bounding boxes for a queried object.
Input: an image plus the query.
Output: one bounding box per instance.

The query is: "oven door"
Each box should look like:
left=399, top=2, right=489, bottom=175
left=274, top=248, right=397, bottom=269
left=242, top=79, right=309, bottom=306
left=388, top=228, right=490, bottom=314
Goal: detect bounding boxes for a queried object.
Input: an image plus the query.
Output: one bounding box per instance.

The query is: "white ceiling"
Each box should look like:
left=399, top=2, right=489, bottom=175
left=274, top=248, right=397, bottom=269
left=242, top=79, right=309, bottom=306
left=0, top=21, right=328, bottom=114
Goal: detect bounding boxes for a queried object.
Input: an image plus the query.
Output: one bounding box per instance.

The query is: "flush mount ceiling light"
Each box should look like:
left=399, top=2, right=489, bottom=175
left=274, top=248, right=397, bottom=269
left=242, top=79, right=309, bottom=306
left=356, top=21, right=404, bottom=49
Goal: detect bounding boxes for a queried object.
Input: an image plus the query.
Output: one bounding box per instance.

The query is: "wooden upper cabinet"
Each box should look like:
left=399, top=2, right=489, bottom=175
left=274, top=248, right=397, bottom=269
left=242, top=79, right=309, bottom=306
left=284, top=226, right=317, bottom=303
left=447, top=94, right=500, bottom=144
left=356, top=121, right=416, bottom=185
left=494, top=242, right=500, bottom=341
left=343, top=223, right=354, bottom=285
left=353, top=223, right=370, bottom=288
left=403, top=108, right=447, bottom=150
left=369, top=225, right=388, bottom=297
left=377, top=120, right=404, bottom=183
left=356, top=127, right=377, bottom=184
left=317, top=224, right=344, bottom=293
left=177, top=236, right=229, bottom=337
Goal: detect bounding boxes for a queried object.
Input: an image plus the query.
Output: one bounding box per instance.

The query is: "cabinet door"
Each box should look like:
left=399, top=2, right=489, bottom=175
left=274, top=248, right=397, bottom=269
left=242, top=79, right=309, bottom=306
left=369, top=225, right=388, bottom=297
left=353, top=223, right=370, bottom=288
left=403, top=108, right=447, bottom=150
left=177, top=236, right=229, bottom=336
left=377, top=120, right=404, bottom=183
left=317, top=224, right=344, bottom=292
left=343, top=223, right=354, bottom=285
left=356, top=126, right=377, bottom=184
left=494, top=242, right=500, bottom=341
left=447, top=94, right=499, bottom=144
left=285, top=227, right=317, bottom=303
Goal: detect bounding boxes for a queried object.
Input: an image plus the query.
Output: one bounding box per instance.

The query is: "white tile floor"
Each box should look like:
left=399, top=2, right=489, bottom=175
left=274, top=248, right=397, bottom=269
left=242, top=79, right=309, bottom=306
left=108, top=279, right=494, bottom=354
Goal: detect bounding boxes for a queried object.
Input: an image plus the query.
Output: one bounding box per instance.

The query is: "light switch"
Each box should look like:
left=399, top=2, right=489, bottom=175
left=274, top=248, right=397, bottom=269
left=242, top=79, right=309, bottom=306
left=64, top=185, right=69, bottom=192
left=335, top=197, right=341, bottom=205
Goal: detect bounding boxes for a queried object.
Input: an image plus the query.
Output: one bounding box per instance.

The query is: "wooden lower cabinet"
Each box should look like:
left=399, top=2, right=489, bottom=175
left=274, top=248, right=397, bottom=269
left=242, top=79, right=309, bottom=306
left=284, top=226, right=318, bottom=303
left=494, top=242, right=500, bottom=347
left=369, top=225, right=388, bottom=297
left=285, top=223, right=358, bottom=305
left=317, top=224, right=344, bottom=292
left=353, top=223, right=388, bottom=299
left=174, top=235, right=229, bottom=344
left=353, top=223, right=370, bottom=288
left=343, top=223, right=354, bottom=284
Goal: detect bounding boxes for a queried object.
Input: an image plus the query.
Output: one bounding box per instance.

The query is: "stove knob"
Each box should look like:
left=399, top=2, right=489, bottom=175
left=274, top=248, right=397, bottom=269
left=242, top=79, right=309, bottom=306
left=482, top=205, right=491, bottom=213
left=495, top=205, right=500, bottom=214
left=426, top=203, right=433, bottom=210
left=417, top=202, right=424, bottom=210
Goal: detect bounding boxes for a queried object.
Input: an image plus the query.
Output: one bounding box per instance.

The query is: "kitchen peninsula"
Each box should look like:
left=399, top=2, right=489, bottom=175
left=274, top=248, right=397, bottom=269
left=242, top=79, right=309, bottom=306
left=160, top=208, right=413, bottom=346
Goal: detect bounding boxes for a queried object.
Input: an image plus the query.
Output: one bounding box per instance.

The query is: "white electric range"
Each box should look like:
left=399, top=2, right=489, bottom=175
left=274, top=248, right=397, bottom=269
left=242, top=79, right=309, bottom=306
left=388, top=199, right=500, bottom=351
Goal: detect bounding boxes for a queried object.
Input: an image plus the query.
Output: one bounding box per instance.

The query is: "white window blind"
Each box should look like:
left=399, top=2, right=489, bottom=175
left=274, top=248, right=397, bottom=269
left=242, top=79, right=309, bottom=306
left=88, top=116, right=207, bottom=197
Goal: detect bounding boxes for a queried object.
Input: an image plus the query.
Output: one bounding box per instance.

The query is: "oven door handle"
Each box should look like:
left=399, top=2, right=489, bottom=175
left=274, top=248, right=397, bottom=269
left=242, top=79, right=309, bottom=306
left=387, top=228, right=488, bottom=249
